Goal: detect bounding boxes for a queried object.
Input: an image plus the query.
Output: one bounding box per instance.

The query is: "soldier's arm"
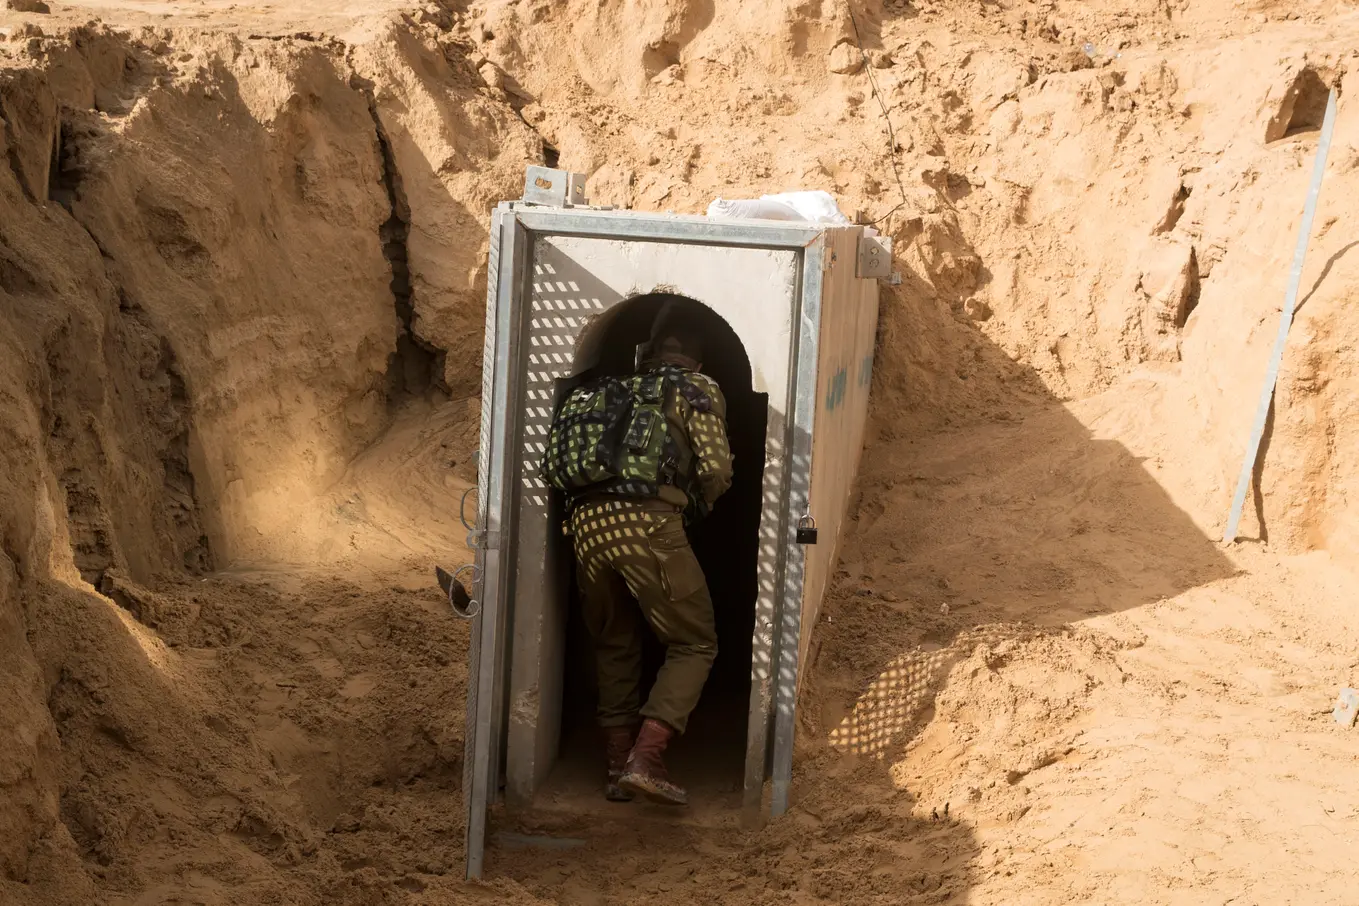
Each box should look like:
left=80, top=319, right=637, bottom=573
left=687, top=376, right=734, bottom=506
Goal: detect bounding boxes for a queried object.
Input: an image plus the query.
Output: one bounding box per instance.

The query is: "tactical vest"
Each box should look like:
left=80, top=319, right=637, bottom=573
left=539, top=365, right=713, bottom=524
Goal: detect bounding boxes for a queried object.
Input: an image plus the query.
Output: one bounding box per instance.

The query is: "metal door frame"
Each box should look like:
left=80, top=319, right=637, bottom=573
left=465, top=205, right=828, bottom=878
left=464, top=209, right=529, bottom=880
left=769, top=235, right=824, bottom=818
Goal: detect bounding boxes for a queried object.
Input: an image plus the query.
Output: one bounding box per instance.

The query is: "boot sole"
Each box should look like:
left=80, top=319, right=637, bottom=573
left=605, top=782, right=634, bottom=802
left=618, top=772, right=687, bottom=806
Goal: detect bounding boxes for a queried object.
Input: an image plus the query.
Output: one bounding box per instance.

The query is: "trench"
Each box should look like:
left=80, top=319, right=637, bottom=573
left=3, top=9, right=1354, bottom=905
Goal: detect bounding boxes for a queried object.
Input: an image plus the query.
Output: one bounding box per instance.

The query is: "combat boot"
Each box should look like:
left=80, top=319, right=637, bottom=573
left=619, top=718, right=687, bottom=806
left=603, top=725, right=636, bottom=802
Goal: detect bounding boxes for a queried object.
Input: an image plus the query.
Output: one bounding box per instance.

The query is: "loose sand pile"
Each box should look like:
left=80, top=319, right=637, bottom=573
left=2, top=0, right=1358, bottom=903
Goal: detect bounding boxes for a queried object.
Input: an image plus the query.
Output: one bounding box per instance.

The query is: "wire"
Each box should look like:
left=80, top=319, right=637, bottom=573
left=846, top=1, right=911, bottom=227
left=459, top=484, right=477, bottom=531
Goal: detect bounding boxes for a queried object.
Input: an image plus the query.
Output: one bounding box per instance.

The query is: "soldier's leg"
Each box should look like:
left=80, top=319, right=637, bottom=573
left=613, top=509, right=716, bottom=805
left=627, top=511, right=718, bottom=735
left=574, top=507, right=644, bottom=728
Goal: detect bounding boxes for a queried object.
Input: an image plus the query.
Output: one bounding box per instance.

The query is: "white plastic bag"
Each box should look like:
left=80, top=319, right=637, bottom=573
left=706, top=197, right=805, bottom=221
left=706, top=190, right=851, bottom=225
left=759, top=190, right=850, bottom=225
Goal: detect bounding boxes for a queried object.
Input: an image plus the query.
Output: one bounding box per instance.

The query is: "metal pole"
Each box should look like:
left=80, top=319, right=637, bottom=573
left=1223, top=87, right=1339, bottom=543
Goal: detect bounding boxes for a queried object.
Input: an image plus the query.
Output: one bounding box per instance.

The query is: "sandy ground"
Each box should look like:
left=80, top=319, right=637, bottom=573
left=2, top=0, right=1359, bottom=904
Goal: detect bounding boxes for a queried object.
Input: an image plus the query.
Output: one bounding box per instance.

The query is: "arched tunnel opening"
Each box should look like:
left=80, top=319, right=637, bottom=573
left=553, top=292, right=768, bottom=802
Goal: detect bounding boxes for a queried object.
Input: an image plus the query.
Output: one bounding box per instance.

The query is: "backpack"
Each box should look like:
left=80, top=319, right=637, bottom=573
left=539, top=365, right=713, bottom=523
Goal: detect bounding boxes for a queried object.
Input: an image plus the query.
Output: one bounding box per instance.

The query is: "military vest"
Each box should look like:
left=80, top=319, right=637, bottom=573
left=539, top=365, right=713, bottom=524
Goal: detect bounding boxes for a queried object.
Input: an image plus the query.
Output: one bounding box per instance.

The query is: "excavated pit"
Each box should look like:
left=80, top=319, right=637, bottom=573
left=2, top=6, right=1359, bottom=906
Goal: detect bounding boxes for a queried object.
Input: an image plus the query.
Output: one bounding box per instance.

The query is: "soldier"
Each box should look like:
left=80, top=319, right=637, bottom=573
left=548, top=318, right=733, bottom=806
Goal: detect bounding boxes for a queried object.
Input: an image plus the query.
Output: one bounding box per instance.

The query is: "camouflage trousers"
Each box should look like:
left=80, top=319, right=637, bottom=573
left=569, top=497, right=717, bottom=735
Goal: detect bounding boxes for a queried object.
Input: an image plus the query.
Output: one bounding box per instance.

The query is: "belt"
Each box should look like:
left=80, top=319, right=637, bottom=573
left=573, top=493, right=681, bottom=514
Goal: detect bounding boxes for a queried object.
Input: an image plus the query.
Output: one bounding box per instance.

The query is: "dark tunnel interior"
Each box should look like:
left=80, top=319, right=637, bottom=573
left=552, top=292, right=768, bottom=801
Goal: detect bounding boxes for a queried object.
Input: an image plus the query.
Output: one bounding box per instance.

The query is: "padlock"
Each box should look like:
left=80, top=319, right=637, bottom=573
left=796, top=515, right=818, bottom=545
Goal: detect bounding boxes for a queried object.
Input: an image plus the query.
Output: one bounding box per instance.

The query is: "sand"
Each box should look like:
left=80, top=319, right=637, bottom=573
left=2, top=0, right=1359, bottom=903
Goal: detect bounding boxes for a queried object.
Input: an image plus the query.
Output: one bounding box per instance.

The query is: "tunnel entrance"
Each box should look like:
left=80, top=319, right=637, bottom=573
left=468, top=201, right=879, bottom=874
left=547, top=292, right=768, bottom=808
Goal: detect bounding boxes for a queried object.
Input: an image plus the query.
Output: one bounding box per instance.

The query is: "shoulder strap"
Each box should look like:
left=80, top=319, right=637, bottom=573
left=653, top=365, right=712, bottom=413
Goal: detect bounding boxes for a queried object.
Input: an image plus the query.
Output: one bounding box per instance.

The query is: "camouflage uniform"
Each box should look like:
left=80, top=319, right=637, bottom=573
left=570, top=368, right=733, bottom=734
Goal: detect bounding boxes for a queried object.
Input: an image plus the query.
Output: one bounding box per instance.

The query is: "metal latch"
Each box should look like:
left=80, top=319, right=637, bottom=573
left=856, top=234, right=893, bottom=279
left=796, top=515, right=819, bottom=545
left=522, top=165, right=588, bottom=207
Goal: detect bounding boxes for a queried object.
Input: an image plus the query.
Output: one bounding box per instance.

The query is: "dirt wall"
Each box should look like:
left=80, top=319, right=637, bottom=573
left=0, top=17, right=534, bottom=901
left=461, top=0, right=1359, bottom=552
